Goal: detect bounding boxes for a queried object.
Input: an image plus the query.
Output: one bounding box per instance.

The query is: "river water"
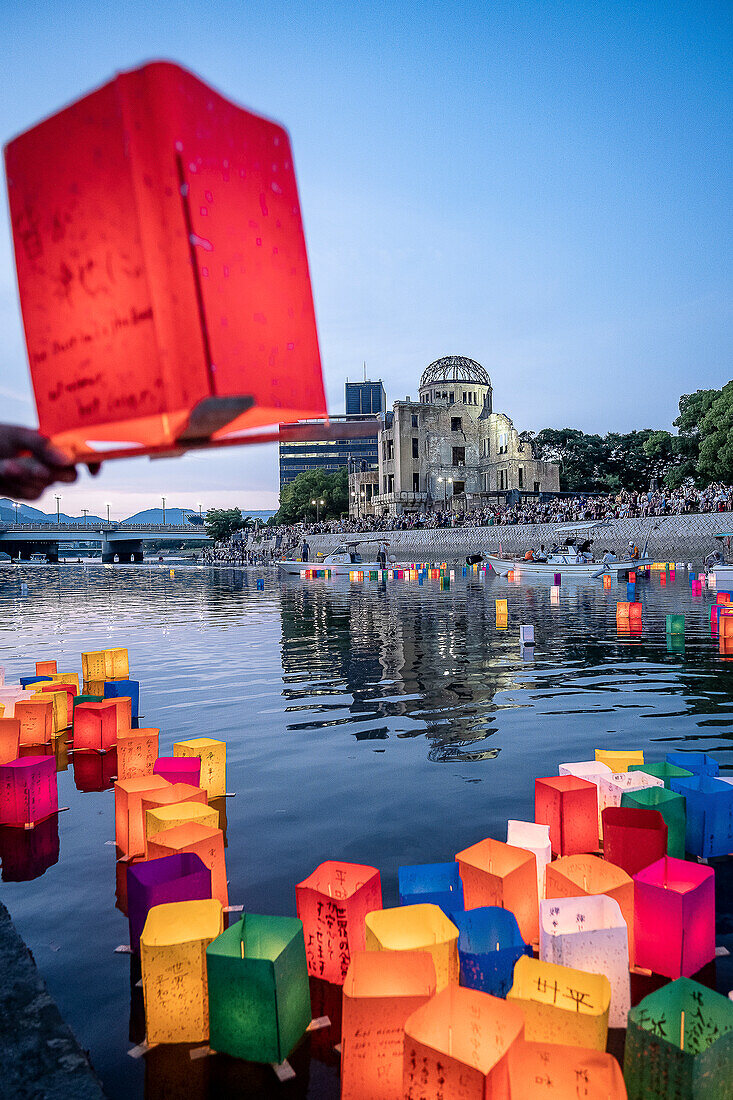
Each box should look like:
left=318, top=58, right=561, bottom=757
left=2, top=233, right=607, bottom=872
left=0, top=563, right=731, bottom=1098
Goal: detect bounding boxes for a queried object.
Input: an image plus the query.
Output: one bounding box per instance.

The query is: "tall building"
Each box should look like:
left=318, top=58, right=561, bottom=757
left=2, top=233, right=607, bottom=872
left=349, top=355, right=560, bottom=516
left=278, top=378, right=386, bottom=488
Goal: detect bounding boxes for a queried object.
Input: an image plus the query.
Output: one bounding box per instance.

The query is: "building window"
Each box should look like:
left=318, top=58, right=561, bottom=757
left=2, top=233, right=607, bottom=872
left=413, top=472, right=420, bottom=492
left=462, top=393, right=467, bottom=403
left=387, top=474, right=394, bottom=494
left=518, top=467, right=524, bottom=488
left=449, top=392, right=454, bottom=404
left=453, top=480, right=465, bottom=495
left=383, top=475, right=387, bottom=492
left=534, top=481, right=540, bottom=493
left=386, top=439, right=394, bottom=460
left=450, top=416, right=462, bottom=432
left=412, top=437, right=419, bottom=459
left=498, top=432, right=508, bottom=455
left=411, top=413, right=419, bottom=427
left=452, top=446, right=465, bottom=466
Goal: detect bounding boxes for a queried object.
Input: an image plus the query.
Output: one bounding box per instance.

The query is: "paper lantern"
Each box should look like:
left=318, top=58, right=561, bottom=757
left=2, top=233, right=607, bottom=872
left=145, top=800, right=218, bottom=849
left=206, top=913, right=311, bottom=1064
left=539, top=895, right=629, bottom=1029
left=104, top=648, right=130, bottom=680
left=0, top=719, right=21, bottom=766
left=508, top=1040, right=626, bottom=1098
left=127, top=852, right=211, bottom=954
left=72, top=700, right=119, bottom=751
left=73, top=747, right=117, bottom=791
left=451, top=906, right=531, bottom=997
left=665, top=751, right=719, bottom=777
left=114, top=775, right=171, bottom=854
left=173, top=737, right=226, bottom=797
left=535, top=775, right=598, bottom=856
left=116, top=728, right=159, bottom=780
left=73, top=693, right=104, bottom=711
left=34, top=660, right=57, bottom=677
left=625, top=978, right=733, bottom=1099
left=138, top=782, right=208, bottom=856
left=106, top=695, right=132, bottom=738
left=0, top=756, right=58, bottom=826
left=403, top=983, right=525, bottom=1100
left=0, top=687, right=30, bottom=717
left=669, top=774, right=733, bottom=857
left=496, top=599, right=508, bottom=616
left=634, top=856, right=714, bottom=978
left=597, top=772, right=664, bottom=840
left=506, top=820, right=551, bottom=897
left=0, top=811, right=59, bottom=882
left=602, top=806, right=667, bottom=876
left=545, top=854, right=635, bottom=962
left=507, top=955, right=610, bottom=1050
left=455, top=837, right=539, bottom=943
left=14, top=699, right=53, bottom=746
left=146, top=821, right=228, bottom=908
left=81, top=651, right=107, bottom=682
left=595, top=748, right=644, bottom=772
left=103, top=680, right=139, bottom=718
left=49, top=672, right=79, bottom=693
left=295, top=860, right=381, bottom=984
left=365, top=904, right=458, bottom=991
left=19, top=676, right=52, bottom=689
left=398, top=862, right=464, bottom=915
left=33, top=688, right=69, bottom=733
left=620, top=785, right=687, bottom=860
left=340, top=950, right=436, bottom=1100
left=628, top=760, right=693, bottom=788
left=603, top=574, right=613, bottom=588
left=666, top=614, right=685, bottom=634
left=6, top=61, right=326, bottom=462
left=153, top=756, right=201, bottom=788
left=140, top=898, right=222, bottom=1044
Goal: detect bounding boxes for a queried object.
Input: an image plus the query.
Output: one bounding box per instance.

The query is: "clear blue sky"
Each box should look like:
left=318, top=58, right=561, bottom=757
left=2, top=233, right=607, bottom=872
left=1, top=0, right=730, bottom=516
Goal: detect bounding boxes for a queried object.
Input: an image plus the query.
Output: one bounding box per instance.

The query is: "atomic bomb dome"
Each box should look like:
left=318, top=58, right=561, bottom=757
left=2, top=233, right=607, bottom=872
left=419, top=355, right=490, bottom=389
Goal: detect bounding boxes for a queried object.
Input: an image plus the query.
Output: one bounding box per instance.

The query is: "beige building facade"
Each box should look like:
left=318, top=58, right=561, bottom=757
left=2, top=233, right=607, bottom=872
left=349, top=355, right=560, bottom=517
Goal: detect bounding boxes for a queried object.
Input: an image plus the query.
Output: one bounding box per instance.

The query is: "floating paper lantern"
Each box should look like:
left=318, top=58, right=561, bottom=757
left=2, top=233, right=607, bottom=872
left=624, top=978, right=733, bottom=1100
left=597, top=771, right=664, bottom=834
left=620, top=785, right=687, bottom=860
left=365, top=904, right=459, bottom=991
left=138, top=782, right=208, bottom=856
left=104, top=648, right=130, bottom=680
left=146, top=821, right=228, bottom=908
left=295, top=860, right=382, bottom=984
left=73, top=748, right=117, bottom=792
left=0, top=719, right=20, bottom=764
left=105, top=696, right=132, bottom=738
left=616, top=601, right=641, bottom=628
left=496, top=599, right=508, bottom=616
left=507, top=1040, right=626, bottom=1098
left=594, top=749, right=644, bottom=772
left=506, top=820, right=551, bottom=897
left=116, top=728, right=159, bottom=781
left=603, top=574, right=613, bottom=589
left=35, top=661, right=57, bottom=676
left=341, top=950, right=436, bottom=1100
left=127, top=852, right=211, bottom=954
left=0, top=756, right=58, bottom=826
left=34, top=688, right=69, bottom=733
left=633, top=856, right=714, bottom=978
left=140, top=898, right=223, bottom=1044
left=628, top=760, right=693, bottom=788
left=666, top=614, right=685, bottom=634
left=665, top=751, right=719, bottom=777
left=550, top=584, right=560, bottom=603
left=507, top=955, right=611, bottom=1050
left=0, top=811, right=59, bottom=882
left=451, top=906, right=531, bottom=997
left=559, top=760, right=612, bottom=780
left=14, top=699, right=53, bottom=746
left=456, top=837, right=539, bottom=943
left=398, top=862, right=464, bottom=914
left=49, top=672, right=79, bottom=693
left=73, top=700, right=119, bottom=752
left=601, top=806, right=668, bottom=876
left=545, top=854, right=635, bottom=962
left=81, top=651, right=107, bottom=683
left=520, top=624, right=535, bottom=644
left=207, top=913, right=311, bottom=1064
left=668, top=774, right=733, bottom=857
left=103, top=680, right=139, bottom=718
left=19, top=676, right=51, bottom=689
left=114, top=775, right=171, bottom=854
left=403, top=983, right=525, bottom=1100
left=153, top=756, right=201, bottom=788
left=535, top=775, right=598, bottom=856
left=173, top=737, right=226, bottom=797
left=145, top=800, right=218, bottom=850
left=539, top=895, right=630, bottom=1029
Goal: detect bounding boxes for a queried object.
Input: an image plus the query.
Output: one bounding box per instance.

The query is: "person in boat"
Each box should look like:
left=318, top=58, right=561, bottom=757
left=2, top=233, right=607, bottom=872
left=466, top=553, right=484, bottom=566
left=524, top=549, right=534, bottom=561
left=602, top=548, right=617, bottom=566
left=628, top=541, right=639, bottom=560
left=535, top=544, right=548, bottom=562
left=704, top=549, right=723, bottom=569
left=578, top=539, right=593, bottom=562
left=301, top=540, right=310, bottom=562
left=377, top=543, right=388, bottom=568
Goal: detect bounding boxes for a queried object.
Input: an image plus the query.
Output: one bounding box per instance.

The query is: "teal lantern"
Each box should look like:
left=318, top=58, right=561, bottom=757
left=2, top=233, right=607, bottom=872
left=620, top=785, right=687, bottom=859
left=206, top=913, right=311, bottom=1064
left=629, top=761, right=693, bottom=790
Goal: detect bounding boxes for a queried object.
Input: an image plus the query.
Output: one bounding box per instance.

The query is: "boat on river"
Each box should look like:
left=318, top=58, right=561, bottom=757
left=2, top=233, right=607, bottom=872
left=709, top=533, right=733, bottom=586
left=278, top=539, right=391, bottom=576
left=485, top=521, right=652, bottom=579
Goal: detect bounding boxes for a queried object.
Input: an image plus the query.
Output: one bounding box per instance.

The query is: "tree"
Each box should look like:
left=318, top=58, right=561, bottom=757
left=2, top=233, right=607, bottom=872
left=204, top=507, right=246, bottom=541
left=697, top=381, right=733, bottom=484
left=532, top=428, right=610, bottom=492
left=275, top=467, right=349, bottom=524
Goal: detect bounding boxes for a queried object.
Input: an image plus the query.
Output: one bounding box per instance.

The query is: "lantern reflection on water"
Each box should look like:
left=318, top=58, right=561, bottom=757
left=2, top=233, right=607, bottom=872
left=0, top=812, right=59, bottom=881
left=295, top=860, right=382, bottom=984
left=365, top=904, right=459, bottom=991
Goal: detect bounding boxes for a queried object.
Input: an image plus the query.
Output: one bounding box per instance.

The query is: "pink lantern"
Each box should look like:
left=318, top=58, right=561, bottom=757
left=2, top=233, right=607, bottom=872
left=0, top=756, right=58, bottom=827
left=633, top=856, right=715, bottom=979
left=153, top=756, right=201, bottom=788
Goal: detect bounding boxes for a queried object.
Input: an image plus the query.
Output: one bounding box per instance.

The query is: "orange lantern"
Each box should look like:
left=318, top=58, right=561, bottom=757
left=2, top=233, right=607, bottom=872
left=341, top=950, right=436, bottom=1100
left=114, top=775, right=171, bottom=854
left=545, top=854, right=635, bottom=962
left=507, top=1041, right=626, bottom=1098
left=35, top=660, right=57, bottom=677
left=14, top=699, right=53, bottom=745
left=138, top=782, right=208, bottom=857
left=72, top=700, right=119, bottom=752
left=106, top=695, right=132, bottom=738
left=365, top=904, right=459, bottom=991
left=0, top=718, right=20, bottom=765
left=403, top=984, right=525, bottom=1099
left=116, top=728, right=159, bottom=780
left=146, top=820, right=228, bottom=909
left=535, top=774, right=598, bottom=856
left=5, top=61, right=328, bottom=463
left=507, top=955, right=611, bottom=1050
left=455, top=837, right=539, bottom=943
left=295, top=860, right=382, bottom=984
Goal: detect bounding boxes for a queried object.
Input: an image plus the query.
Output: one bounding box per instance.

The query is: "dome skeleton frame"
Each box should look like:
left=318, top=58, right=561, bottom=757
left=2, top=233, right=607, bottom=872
left=419, top=355, right=491, bottom=389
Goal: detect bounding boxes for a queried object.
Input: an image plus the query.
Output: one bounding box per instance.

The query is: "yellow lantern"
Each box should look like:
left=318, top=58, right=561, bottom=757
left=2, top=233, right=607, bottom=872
left=31, top=688, right=68, bottom=733
left=145, top=801, right=219, bottom=848
left=138, top=783, right=208, bottom=857
left=104, top=647, right=130, bottom=680
left=594, top=748, right=644, bottom=773
left=507, top=955, right=611, bottom=1050
left=81, top=650, right=107, bottom=683
left=49, top=672, right=80, bottom=693
left=116, top=728, right=159, bottom=781
left=365, top=904, right=459, bottom=990
left=173, top=737, right=226, bottom=797
left=140, top=898, right=223, bottom=1044
left=455, top=837, right=539, bottom=944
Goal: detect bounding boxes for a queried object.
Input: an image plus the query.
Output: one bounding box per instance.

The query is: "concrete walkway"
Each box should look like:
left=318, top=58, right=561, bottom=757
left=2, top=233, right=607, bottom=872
left=0, top=901, right=106, bottom=1099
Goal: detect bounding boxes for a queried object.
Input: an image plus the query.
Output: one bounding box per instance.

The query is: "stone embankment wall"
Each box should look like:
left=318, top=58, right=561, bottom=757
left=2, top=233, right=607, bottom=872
left=279, top=511, right=733, bottom=566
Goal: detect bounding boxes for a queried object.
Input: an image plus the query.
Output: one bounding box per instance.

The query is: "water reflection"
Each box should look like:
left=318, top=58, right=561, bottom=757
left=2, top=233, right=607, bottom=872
left=0, top=813, right=59, bottom=881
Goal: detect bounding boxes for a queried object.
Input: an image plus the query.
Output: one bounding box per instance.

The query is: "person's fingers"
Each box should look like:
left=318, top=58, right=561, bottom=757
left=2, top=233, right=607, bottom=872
left=3, top=425, right=72, bottom=468
left=87, top=462, right=101, bottom=477
left=53, top=466, right=78, bottom=484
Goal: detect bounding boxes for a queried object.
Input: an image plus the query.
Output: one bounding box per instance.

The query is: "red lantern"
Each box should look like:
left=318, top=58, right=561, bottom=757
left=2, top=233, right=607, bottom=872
left=535, top=775, right=598, bottom=856
left=296, top=860, right=382, bottom=984
left=0, top=755, right=58, bottom=827
left=5, top=61, right=328, bottom=462
left=601, top=806, right=668, bottom=876
left=73, top=700, right=118, bottom=752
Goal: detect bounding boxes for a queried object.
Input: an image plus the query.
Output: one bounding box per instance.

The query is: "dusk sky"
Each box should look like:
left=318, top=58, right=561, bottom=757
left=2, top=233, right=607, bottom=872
left=1, top=1, right=730, bottom=517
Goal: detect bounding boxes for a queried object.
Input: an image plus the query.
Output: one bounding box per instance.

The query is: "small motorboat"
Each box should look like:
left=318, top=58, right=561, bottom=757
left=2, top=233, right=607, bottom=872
left=707, top=533, right=733, bottom=586
left=485, top=521, right=651, bottom=579
left=278, top=539, right=391, bottom=576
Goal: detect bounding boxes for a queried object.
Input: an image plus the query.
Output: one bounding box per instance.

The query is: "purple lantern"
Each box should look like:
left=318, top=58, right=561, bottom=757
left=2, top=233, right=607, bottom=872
left=127, top=852, right=212, bottom=953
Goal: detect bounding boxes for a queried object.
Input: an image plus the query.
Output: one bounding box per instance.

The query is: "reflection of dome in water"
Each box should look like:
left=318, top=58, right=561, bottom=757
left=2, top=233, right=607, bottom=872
left=420, top=356, right=490, bottom=389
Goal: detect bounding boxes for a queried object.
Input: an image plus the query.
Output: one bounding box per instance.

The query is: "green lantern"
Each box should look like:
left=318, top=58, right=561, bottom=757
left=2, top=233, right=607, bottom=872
left=629, top=761, right=693, bottom=789
left=625, top=978, right=733, bottom=1099
left=621, top=786, right=687, bottom=859
left=207, top=913, right=311, bottom=1064
left=72, top=694, right=104, bottom=710
left=665, top=614, right=685, bottom=635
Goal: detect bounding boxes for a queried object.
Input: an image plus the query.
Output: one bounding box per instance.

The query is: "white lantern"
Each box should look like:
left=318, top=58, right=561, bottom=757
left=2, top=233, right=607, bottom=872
left=597, top=772, right=664, bottom=839
left=507, top=820, right=551, bottom=898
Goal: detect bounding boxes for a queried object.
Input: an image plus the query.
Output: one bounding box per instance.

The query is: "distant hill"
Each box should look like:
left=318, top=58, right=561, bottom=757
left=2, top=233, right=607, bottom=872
left=0, top=499, right=276, bottom=527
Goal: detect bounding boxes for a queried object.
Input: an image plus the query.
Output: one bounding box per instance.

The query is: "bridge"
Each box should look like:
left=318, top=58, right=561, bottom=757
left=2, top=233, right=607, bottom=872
left=0, top=523, right=210, bottom=563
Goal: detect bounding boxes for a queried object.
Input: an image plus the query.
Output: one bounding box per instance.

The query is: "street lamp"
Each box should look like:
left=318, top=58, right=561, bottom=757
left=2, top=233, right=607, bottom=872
left=105, top=502, right=111, bottom=523
left=437, top=476, right=452, bottom=508
left=198, top=502, right=203, bottom=519
left=161, top=496, right=166, bottom=525
left=311, top=497, right=326, bottom=522
left=14, top=501, right=19, bottom=523
left=55, top=495, right=61, bottom=523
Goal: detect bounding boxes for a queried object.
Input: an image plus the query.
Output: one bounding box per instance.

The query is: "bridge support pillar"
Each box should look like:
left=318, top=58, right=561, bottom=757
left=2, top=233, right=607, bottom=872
left=102, top=539, right=143, bottom=564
